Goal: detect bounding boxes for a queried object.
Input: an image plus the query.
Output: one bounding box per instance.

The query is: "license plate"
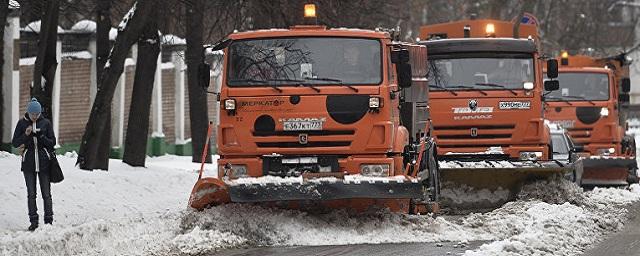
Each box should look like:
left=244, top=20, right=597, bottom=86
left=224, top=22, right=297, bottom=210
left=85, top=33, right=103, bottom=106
left=283, top=121, right=323, bottom=131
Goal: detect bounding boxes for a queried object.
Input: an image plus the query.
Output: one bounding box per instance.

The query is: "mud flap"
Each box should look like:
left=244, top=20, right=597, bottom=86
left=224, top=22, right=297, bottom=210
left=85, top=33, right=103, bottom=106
left=189, top=178, right=231, bottom=210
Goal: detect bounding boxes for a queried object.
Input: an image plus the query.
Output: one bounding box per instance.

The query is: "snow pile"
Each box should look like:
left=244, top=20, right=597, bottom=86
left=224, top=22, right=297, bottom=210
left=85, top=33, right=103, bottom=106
left=441, top=182, right=511, bottom=206
left=70, top=20, right=96, bottom=32
left=462, top=178, right=638, bottom=256
left=22, top=20, right=65, bottom=33
left=177, top=204, right=491, bottom=248
left=230, top=175, right=304, bottom=185
left=61, top=51, right=93, bottom=60
left=439, top=160, right=515, bottom=169
left=162, top=34, right=186, bottom=45
left=445, top=146, right=504, bottom=155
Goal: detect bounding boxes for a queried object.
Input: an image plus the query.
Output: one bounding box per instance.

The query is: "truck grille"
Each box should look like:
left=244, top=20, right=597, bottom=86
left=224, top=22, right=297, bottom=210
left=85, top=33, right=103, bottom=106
left=254, top=129, right=354, bottom=148
left=253, top=130, right=355, bottom=136
left=566, top=127, right=592, bottom=144
left=256, top=141, right=351, bottom=148
left=433, top=125, right=515, bottom=145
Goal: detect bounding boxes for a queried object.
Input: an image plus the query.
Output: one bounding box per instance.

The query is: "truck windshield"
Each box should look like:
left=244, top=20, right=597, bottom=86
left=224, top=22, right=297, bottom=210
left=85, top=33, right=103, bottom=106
left=545, top=72, right=609, bottom=101
left=227, top=37, right=381, bottom=86
left=427, top=54, right=534, bottom=91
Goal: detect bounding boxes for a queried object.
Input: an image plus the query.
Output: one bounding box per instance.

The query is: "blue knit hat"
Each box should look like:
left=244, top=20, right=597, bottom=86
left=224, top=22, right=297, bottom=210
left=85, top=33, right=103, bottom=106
left=27, top=98, right=42, bottom=114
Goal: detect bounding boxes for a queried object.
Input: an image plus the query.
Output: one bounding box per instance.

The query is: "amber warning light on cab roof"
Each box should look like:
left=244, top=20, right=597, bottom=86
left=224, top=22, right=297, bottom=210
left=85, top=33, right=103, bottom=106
left=304, top=3, right=317, bottom=25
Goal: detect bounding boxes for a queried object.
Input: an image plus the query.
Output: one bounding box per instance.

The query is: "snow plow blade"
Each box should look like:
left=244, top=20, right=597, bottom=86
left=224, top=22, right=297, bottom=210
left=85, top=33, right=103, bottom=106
left=581, top=156, right=637, bottom=186
left=228, top=179, right=424, bottom=202
left=189, top=177, right=231, bottom=211
left=438, top=160, right=578, bottom=209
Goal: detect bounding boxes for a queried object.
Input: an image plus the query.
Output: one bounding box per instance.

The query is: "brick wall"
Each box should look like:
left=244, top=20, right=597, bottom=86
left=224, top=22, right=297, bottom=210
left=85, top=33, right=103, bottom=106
left=19, top=65, right=34, bottom=115
left=161, top=68, right=176, bottom=143
left=58, top=59, right=91, bottom=144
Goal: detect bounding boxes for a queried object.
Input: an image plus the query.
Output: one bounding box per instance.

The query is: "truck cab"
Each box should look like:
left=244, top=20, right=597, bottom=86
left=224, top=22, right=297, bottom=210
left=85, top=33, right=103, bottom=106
left=189, top=22, right=440, bottom=212
left=418, top=20, right=557, bottom=161
left=544, top=54, right=636, bottom=186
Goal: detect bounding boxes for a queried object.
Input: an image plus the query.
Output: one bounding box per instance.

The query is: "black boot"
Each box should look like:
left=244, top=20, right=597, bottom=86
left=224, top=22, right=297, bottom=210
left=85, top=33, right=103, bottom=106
left=28, top=223, right=38, bottom=231
left=44, top=218, right=53, bottom=225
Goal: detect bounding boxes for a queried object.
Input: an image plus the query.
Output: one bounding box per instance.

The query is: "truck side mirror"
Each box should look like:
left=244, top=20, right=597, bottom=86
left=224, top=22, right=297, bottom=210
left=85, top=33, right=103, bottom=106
left=619, top=93, right=630, bottom=103
left=621, top=78, right=631, bottom=93
left=397, top=63, right=412, bottom=88
left=544, top=80, right=559, bottom=91
left=546, top=59, right=558, bottom=79
left=199, top=63, right=211, bottom=88
left=391, top=48, right=410, bottom=64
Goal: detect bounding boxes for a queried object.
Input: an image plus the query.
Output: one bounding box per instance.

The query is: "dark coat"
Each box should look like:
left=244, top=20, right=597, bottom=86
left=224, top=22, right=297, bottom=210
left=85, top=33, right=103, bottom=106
left=11, top=113, right=57, bottom=173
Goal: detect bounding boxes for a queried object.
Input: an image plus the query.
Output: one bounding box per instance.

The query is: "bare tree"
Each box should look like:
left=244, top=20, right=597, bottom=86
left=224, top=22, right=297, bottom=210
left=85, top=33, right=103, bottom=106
left=122, top=9, right=159, bottom=167
left=91, top=0, right=113, bottom=170
left=77, top=0, right=155, bottom=170
left=31, top=0, right=59, bottom=122
left=185, top=0, right=210, bottom=163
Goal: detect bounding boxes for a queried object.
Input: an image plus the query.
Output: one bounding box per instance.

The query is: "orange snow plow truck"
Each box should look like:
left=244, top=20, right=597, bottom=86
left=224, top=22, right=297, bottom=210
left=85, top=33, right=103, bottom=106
left=189, top=6, right=440, bottom=213
left=418, top=19, right=577, bottom=194
left=545, top=53, right=637, bottom=186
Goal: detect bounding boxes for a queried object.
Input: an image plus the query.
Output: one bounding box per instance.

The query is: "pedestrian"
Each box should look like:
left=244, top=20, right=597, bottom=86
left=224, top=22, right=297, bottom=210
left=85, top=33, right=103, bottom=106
left=11, top=98, right=57, bottom=231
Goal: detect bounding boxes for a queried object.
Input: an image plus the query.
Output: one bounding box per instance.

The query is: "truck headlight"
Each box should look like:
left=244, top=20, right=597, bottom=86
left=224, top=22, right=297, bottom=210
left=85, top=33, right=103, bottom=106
left=596, top=148, right=615, bottom=156
left=519, top=151, right=543, bottom=161
left=360, top=164, right=389, bottom=177
left=600, top=107, right=609, bottom=117
left=224, top=99, right=236, bottom=110
left=369, top=97, right=381, bottom=108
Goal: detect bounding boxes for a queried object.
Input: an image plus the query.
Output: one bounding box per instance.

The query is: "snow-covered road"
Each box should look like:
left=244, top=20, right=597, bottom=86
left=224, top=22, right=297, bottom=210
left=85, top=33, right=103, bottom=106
left=1, top=152, right=639, bottom=256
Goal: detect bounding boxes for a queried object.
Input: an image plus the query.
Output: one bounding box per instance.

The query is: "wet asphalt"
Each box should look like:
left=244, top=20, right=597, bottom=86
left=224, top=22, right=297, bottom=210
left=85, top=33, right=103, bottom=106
left=212, top=240, right=487, bottom=256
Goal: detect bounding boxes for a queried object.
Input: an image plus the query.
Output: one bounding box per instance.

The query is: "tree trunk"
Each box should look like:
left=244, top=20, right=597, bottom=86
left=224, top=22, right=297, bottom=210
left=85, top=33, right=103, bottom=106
left=185, top=0, right=211, bottom=163
left=512, top=1, right=535, bottom=39
left=31, top=0, right=59, bottom=122
left=77, top=0, right=153, bottom=170
left=0, top=0, right=9, bottom=144
left=93, top=0, right=112, bottom=169
left=122, top=14, right=159, bottom=167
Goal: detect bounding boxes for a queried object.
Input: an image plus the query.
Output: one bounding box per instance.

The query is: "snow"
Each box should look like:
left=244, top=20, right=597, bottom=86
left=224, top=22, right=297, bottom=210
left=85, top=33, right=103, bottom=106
left=109, top=28, right=118, bottom=41
left=19, top=57, right=36, bottom=66
left=162, top=34, right=186, bottom=45
left=61, top=51, right=92, bottom=60
left=441, top=182, right=511, bottom=205
left=229, top=174, right=410, bottom=186
left=439, top=160, right=516, bottom=169
left=1, top=153, right=639, bottom=255
left=8, top=0, right=19, bottom=9
left=161, top=62, right=175, bottom=69
left=445, top=146, right=504, bottom=155
left=118, top=2, right=138, bottom=32
left=22, top=20, right=65, bottom=33
left=70, top=20, right=96, bottom=33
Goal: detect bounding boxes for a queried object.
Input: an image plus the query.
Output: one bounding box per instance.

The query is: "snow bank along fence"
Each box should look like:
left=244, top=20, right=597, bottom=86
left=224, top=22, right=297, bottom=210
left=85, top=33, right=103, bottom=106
left=1, top=17, right=223, bottom=158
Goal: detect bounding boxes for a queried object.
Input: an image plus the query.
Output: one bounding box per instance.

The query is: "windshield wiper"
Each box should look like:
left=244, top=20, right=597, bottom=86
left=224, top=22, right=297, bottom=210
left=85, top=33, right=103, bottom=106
left=474, top=83, right=518, bottom=96
left=543, top=95, right=573, bottom=106
left=449, top=85, right=488, bottom=96
left=265, top=78, right=321, bottom=93
left=561, top=95, right=596, bottom=106
left=305, top=77, right=358, bottom=92
left=269, top=78, right=320, bottom=92
left=428, top=84, right=458, bottom=96
left=229, top=78, right=282, bottom=93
